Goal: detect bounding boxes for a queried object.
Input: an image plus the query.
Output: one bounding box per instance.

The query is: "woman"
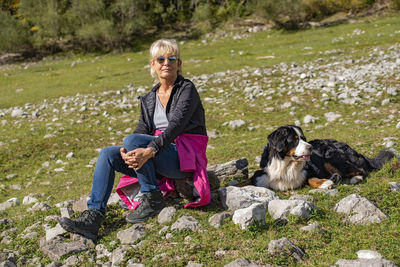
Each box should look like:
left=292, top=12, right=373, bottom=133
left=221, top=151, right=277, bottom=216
left=59, top=39, right=209, bottom=241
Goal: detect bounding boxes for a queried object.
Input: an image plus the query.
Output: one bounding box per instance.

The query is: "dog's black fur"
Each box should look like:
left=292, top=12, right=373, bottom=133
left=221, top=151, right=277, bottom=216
left=249, top=125, right=397, bottom=191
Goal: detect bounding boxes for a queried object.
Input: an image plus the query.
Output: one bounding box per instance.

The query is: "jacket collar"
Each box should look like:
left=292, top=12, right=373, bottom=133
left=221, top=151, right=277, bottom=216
left=151, top=75, right=184, bottom=92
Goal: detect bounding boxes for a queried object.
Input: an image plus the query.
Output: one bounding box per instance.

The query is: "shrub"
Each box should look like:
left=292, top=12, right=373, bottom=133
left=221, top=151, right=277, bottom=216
left=18, top=0, right=70, bottom=51
left=256, top=0, right=308, bottom=29
left=0, top=10, right=31, bottom=52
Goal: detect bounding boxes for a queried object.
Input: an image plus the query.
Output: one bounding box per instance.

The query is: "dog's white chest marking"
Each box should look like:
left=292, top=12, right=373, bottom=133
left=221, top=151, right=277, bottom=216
left=256, top=157, right=307, bottom=191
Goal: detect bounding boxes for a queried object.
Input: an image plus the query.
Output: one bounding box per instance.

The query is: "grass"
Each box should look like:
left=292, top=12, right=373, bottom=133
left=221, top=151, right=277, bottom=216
left=0, top=13, right=400, bottom=266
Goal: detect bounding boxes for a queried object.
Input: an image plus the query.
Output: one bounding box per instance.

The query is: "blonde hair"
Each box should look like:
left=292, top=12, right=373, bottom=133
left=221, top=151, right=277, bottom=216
left=149, top=39, right=182, bottom=79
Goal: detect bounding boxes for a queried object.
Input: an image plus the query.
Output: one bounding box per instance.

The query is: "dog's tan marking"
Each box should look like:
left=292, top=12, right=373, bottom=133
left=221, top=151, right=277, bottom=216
left=288, top=148, right=296, bottom=156
left=308, top=178, right=330, bottom=188
left=324, top=163, right=342, bottom=176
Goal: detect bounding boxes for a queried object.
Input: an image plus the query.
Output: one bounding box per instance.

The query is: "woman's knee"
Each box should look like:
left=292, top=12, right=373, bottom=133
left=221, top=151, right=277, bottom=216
left=123, top=134, right=152, bottom=151
left=98, top=146, right=121, bottom=164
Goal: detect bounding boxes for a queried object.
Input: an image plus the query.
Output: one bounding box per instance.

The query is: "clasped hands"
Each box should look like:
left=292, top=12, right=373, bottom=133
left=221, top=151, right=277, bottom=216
left=120, top=147, right=155, bottom=171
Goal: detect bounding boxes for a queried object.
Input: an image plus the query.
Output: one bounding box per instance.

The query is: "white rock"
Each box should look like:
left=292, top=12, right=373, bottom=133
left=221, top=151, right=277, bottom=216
left=228, top=120, right=246, bottom=129
left=381, top=98, right=390, bottom=105
left=66, top=152, right=75, bottom=160
left=324, top=112, right=341, bottom=122
left=357, top=250, right=383, bottom=260
left=22, top=196, right=38, bottom=205
left=11, top=109, right=24, bottom=117
left=225, top=186, right=278, bottom=211
left=303, top=115, right=316, bottom=124
left=232, top=203, right=267, bottom=229
left=268, top=199, right=316, bottom=220
left=45, top=223, right=67, bottom=241
left=334, top=194, right=386, bottom=224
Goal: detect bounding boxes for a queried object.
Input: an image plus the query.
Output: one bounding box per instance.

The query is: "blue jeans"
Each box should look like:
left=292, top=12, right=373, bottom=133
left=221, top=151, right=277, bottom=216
left=87, top=133, right=192, bottom=215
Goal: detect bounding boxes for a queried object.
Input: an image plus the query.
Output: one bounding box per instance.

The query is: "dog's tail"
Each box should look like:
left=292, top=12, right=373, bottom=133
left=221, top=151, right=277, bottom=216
left=367, top=148, right=397, bottom=170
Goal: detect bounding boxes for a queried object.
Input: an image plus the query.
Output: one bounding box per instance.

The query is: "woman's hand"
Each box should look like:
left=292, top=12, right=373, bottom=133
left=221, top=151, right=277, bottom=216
left=120, top=147, right=155, bottom=171
left=120, top=147, right=136, bottom=167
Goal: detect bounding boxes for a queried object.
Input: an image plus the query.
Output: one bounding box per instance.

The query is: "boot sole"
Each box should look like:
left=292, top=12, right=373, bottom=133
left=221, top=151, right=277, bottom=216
left=59, top=218, right=98, bottom=241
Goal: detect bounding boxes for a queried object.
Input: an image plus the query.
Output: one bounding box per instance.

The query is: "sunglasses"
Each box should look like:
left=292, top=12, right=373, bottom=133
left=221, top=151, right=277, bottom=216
left=156, top=56, right=178, bottom=64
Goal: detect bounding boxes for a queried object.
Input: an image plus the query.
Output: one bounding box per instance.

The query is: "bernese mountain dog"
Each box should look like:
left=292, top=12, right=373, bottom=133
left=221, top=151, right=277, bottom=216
left=245, top=125, right=397, bottom=191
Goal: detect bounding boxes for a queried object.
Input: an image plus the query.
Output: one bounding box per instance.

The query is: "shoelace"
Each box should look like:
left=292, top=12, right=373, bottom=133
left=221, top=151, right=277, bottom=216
left=76, top=210, right=97, bottom=224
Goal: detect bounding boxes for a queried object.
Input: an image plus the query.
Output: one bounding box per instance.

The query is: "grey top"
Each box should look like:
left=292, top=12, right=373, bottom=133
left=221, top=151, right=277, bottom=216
left=153, top=94, right=169, bottom=131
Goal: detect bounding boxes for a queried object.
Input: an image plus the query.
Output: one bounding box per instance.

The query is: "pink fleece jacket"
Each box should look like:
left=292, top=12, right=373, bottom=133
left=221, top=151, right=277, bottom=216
left=116, top=132, right=210, bottom=210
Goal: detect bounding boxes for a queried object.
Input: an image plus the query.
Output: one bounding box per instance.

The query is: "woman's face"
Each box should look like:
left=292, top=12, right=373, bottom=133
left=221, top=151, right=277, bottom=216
left=151, top=53, right=181, bottom=81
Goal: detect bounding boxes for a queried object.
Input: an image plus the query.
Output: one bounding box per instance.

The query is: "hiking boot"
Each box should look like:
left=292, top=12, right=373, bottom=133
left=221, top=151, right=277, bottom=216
left=126, top=190, right=166, bottom=224
left=59, top=209, right=103, bottom=241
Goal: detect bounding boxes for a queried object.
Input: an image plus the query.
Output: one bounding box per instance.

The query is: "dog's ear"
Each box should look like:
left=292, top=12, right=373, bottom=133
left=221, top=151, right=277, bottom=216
left=260, top=144, right=270, bottom=168
left=268, top=128, right=287, bottom=160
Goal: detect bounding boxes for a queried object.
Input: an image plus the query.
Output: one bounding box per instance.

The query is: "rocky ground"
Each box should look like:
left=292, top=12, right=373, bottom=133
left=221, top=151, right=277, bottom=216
left=0, top=36, right=400, bottom=266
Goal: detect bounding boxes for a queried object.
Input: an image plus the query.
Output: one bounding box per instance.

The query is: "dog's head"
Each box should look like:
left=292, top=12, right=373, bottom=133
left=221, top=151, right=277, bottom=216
left=267, top=125, right=312, bottom=161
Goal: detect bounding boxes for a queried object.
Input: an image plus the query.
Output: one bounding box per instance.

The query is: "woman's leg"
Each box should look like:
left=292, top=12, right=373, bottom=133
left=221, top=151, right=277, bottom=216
left=87, top=146, right=137, bottom=215
left=123, top=134, right=192, bottom=193
left=123, top=133, right=192, bottom=224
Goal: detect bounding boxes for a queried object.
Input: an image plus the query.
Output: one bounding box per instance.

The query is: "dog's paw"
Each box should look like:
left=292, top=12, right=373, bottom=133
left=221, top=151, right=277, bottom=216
left=319, top=180, right=334, bottom=189
left=349, top=175, right=363, bottom=185
left=330, top=173, right=342, bottom=184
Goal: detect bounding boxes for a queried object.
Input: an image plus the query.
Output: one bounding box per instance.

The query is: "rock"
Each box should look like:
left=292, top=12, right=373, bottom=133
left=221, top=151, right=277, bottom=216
left=389, top=182, right=400, bottom=191
left=224, top=257, right=261, bottom=266
left=334, top=258, right=396, bottom=267
left=207, top=158, right=249, bottom=185
left=117, top=224, right=146, bottom=244
left=356, top=250, right=383, bottom=260
left=6, top=174, right=17, bottom=179
left=72, top=195, right=90, bottom=212
left=158, top=206, right=177, bottom=224
left=232, top=203, right=267, bottom=229
left=396, top=122, right=400, bottom=129
left=324, top=112, right=341, bottom=122
left=186, top=262, right=203, bottom=267
left=66, top=152, right=75, bottom=160
left=309, top=188, right=338, bottom=196
left=335, top=250, right=395, bottom=267
left=40, top=236, right=92, bottom=261
left=300, top=222, right=325, bottom=233
left=0, top=198, right=20, bottom=211
left=46, top=223, right=67, bottom=241
left=303, top=115, right=316, bottom=124
left=107, top=192, right=121, bottom=205
left=126, top=263, right=145, bottom=267
left=171, top=215, right=201, bottom=232
left=111, top=246, right=129, bottom=266
left=11, top=109, right=24, bottom=118
left=289, top=194, right=314, bottom=202
left=8, top=185, right=21, bottom=190
left=334, top=194, right=387, bottom=224
left=60, top=207, right=73, bottom=218
left=22, top=196, right=38, bottom=205
left=209, top=211, right=234, bottom=228
left=64, top=255, right=79, bottom=265
left=225, top=185, right=278, bottom=211
left=268, top=199, right=316, bottom=220
left=385, top=141, right=396, bottom=148
left=227, top=119, right=246, bottom=129
left=267, top=238, right=305, bottom=262
left=30, top=202, right=52, bottom=211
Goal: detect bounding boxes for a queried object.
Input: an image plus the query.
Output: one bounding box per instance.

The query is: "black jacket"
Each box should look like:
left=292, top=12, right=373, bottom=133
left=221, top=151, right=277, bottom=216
left=134, top=75, right=207, bottom=155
